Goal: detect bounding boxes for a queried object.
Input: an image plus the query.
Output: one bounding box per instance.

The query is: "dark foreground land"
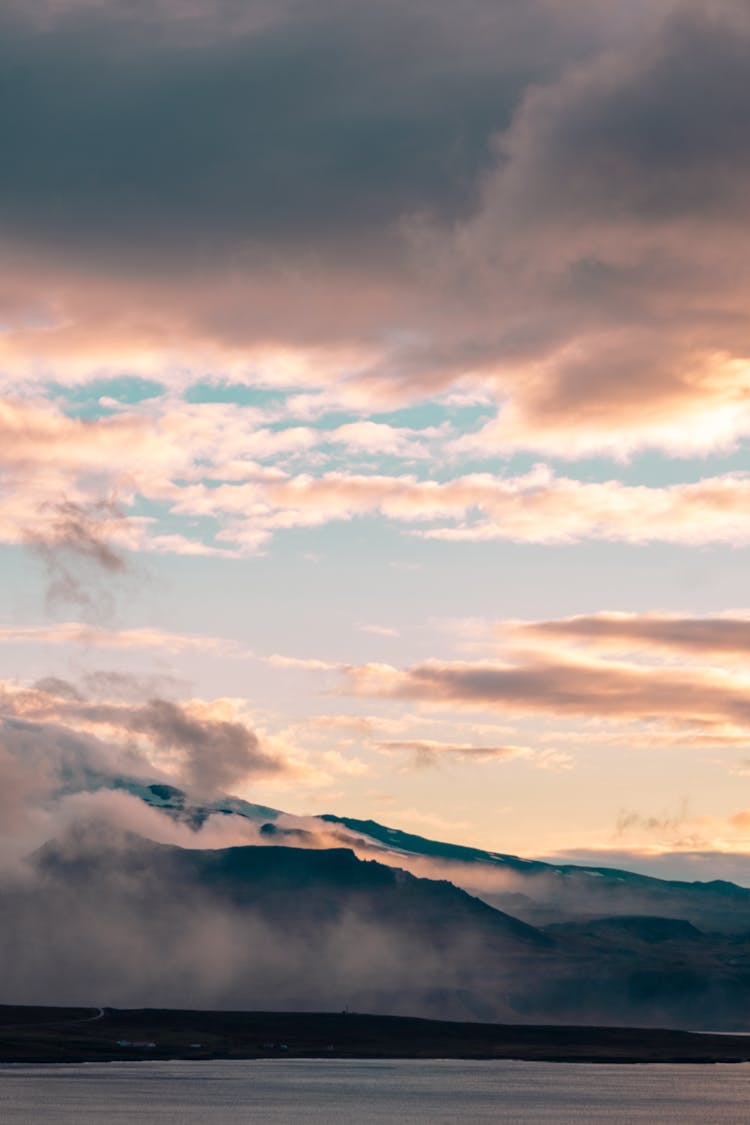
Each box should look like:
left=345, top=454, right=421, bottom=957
left=1, top=1006, right=749, bottom=1064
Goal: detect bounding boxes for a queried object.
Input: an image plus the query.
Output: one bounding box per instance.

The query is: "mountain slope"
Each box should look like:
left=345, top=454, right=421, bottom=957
left=0, top=827, right=747, bottom=1028
left=1, top=828, right=554, bottom=1022
left=320, top=813, right=750, bottom=934
left=80, top=774, right=750, bottom=934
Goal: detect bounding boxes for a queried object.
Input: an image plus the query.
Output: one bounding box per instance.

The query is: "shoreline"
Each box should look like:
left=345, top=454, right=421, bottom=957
left=2, top=1006, right=750, bottom=1066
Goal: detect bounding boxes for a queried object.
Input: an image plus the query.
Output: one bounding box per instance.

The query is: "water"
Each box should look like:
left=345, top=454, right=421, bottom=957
left=1, top=1059, right=749, bottom=1123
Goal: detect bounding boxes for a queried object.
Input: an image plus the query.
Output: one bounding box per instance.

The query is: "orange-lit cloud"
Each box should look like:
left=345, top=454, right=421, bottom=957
left=343, top=652, right=750, bottom=736
left=510, top=612, right=750, bottom=660
left=167, top=466, right=750, bottom=551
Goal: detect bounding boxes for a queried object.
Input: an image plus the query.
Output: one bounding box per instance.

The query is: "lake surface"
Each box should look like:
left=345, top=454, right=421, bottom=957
left=1, top=1058, right=750, bottom=1123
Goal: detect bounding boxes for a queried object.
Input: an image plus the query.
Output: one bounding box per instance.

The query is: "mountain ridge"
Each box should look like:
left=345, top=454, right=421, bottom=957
left=82, top=774, right=750, bottom=934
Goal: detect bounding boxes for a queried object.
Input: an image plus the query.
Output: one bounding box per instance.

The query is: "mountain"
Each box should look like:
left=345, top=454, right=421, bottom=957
left=4, top=827, right=551, bottom=1023
left=0, top=821, right=748, bottom=1028
left=35, top=828, right=546, bottom=948
left=102, top=778, right=750, bottom=936
left=320, top=814, right=750, bottom=935
left=90, top=775, right=750, bottom=934
left=20, top=772, right=750, bottom=1028
left=89, top=774, right=282, bottom=827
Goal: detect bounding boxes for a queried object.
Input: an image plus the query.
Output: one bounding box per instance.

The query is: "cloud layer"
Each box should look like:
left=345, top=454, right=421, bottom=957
left=2, top=0, right=750, bottom=460
left=342, top=608, right=750, bottom=750
left=5, top=392, right=750, bottom=555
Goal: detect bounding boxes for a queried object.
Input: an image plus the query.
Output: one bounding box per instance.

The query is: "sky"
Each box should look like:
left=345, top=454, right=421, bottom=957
left=3, top=0, right=750, bottom=881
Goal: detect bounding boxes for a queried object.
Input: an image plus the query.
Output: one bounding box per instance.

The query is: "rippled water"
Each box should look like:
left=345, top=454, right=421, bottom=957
left=1, top=1059, right=749, bottom=1123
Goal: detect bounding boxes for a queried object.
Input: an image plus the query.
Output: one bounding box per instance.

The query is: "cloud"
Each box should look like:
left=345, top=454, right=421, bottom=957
left=0, top=668, right=394, bottom=880
left=615, top=803, right=695, bottom=842
left=358, top=624, right=400, bottom=638
left=0, top=0, right=531, bottom=392
left=0, top=739, right=53, bottom=835
left=2, top=0, right=748, bottom=463
left=374, top=738, right=573, bottom=772
left=30, top=498, right=125, bottom=572
left=266, top=654, right=340, bottom=672
left=537, top=846, right=750, bottom=886
left=161, top=465, right=750, bottom=551
left=413, top=470, right=750, bottom=546
left=0, top=0, right=509, bottom=255
left=0, top=673, right=386, bottom=805
left=375, top=738, right=534, bottom=765
left=0, top=621, right=250, bottom=655
left=286, top=708, right=569, bottom=772
left=0, top=703, right=174, bottom=871
left=6, top=372, right=750, bottom=562
left=115, top=698, right=281, bottom=794
left=0, top=677, right=286, bottom=798
left=24, top=498, right=129, bottom=618
left=326, top=421, right=435, bottom=459
left=512, top=612, right=750, bottom=660
left=415, top=1, right=750, bottom=456
left=343, top=652, right=750, bottom=737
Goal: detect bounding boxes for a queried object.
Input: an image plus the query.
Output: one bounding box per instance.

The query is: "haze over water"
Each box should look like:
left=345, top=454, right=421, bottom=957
left=1, top=1060, right=749, bottom=1123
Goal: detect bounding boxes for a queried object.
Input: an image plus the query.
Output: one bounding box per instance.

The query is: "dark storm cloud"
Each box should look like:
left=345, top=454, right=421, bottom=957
left=0, top=0, right=537, bottom=264
left=0, top=0, right=678, bottom=266
left=4, top=0, right=750, bottom=456
left=493, top=5, right=750, bottom=229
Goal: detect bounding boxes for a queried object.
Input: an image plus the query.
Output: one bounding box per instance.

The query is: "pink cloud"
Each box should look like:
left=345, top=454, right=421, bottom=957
left=512, top=612, right=750, bottom=659
left=6, top=395, right=750, bottom=555
left=343, top=651, right=750, bottom=735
